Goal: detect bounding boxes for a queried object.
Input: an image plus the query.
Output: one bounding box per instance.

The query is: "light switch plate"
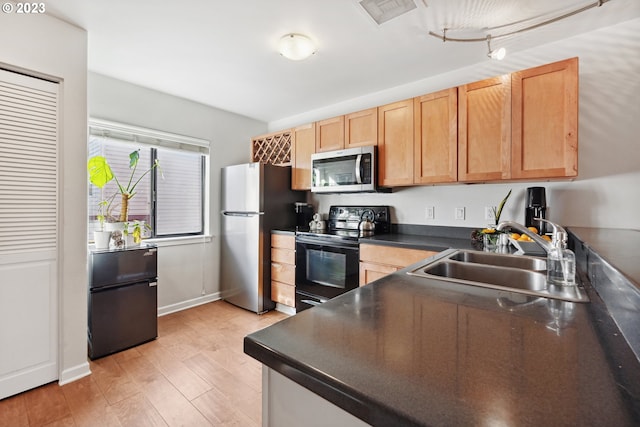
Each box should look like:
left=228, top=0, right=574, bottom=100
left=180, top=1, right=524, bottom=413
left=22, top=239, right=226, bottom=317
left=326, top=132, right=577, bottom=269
left=485, top=206, right=496, bottom=221
left=455, top=207, right=465, bottom=220
left=426, top=206, right=435, bottom=220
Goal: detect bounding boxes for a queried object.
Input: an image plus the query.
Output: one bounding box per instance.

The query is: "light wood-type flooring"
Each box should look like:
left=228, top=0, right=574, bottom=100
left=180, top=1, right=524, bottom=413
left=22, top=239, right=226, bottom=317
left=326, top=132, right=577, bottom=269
left=0, top=300, right=288, bottom=427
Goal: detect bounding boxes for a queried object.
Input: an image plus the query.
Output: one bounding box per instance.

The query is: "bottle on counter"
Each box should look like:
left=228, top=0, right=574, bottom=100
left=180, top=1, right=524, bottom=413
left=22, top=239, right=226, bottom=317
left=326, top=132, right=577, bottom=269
left=547, top=230, right=576, bottom=287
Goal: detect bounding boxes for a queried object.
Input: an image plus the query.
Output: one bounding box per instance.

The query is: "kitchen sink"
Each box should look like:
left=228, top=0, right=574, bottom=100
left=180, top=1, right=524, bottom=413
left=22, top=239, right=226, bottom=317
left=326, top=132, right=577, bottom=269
left=448, top=250, right=547, bottom=271
left=421, top=261, right=548, bottom=291
left=407, top=249, right=589, bottom=303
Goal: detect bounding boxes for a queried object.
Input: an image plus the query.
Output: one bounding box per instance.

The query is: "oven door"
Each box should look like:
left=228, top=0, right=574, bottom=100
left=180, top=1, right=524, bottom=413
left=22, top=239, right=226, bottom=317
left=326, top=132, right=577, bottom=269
left=295, top=236, right=360, bottom=300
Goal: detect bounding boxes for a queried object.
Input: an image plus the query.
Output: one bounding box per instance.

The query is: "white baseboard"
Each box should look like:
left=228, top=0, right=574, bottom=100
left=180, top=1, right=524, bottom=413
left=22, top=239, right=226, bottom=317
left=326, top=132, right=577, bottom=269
left=158, top=292, right=221, bottom=316
left=58, top=361, right=91, bottom=386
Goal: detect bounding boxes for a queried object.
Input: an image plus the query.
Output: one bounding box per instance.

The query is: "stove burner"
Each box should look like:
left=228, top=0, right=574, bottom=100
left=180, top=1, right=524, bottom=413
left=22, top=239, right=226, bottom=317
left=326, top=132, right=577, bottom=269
left=297, top=206, right=390, bottom=241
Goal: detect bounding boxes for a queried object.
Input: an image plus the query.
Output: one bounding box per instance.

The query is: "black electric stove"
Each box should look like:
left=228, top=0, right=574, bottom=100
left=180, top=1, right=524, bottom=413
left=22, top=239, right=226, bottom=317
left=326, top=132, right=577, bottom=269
left=294, top=206, right=391, bottom=312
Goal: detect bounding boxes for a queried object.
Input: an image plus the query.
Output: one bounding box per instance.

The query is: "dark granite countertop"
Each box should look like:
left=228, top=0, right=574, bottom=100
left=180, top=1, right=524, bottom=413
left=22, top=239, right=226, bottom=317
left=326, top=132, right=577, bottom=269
left=248, top=228, right=640, bottom=426
left=246, top=264, right=640, bottom=426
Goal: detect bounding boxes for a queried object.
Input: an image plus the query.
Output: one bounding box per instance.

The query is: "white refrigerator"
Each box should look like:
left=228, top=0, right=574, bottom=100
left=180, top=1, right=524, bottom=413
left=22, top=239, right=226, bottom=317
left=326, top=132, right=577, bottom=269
left=220, top=162, right=303, bottom=313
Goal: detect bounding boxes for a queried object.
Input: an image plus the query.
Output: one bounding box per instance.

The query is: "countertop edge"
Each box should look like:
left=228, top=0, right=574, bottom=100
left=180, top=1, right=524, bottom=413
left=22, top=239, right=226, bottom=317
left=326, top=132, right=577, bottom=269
left=243, top=336, right=422, bottom=427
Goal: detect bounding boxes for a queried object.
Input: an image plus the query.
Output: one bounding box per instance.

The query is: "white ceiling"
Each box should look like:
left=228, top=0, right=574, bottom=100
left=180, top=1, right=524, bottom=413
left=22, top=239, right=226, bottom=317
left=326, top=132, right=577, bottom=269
left=46, top=0, right=639, bottom=124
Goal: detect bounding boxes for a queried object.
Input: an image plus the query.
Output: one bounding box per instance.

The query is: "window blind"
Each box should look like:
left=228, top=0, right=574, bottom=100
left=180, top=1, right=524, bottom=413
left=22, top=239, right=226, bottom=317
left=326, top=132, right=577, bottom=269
left=0, top=70, right=59, bottom=255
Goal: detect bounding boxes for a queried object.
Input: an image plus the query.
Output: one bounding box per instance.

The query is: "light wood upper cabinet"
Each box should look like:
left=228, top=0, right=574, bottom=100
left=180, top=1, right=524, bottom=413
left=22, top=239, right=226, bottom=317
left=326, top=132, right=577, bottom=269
left=511, top=57, right=578, bottom=179
left=378, top=99, right=414, bottom=187
left=315, top=116, right=345, bottom=152
left=291, top=123, right=315, bottom=190
left=414, top=88, right=458, bottom=184
left=458, top=74, right=512, bottom=182
left=345, top=108, right=377, bottom=148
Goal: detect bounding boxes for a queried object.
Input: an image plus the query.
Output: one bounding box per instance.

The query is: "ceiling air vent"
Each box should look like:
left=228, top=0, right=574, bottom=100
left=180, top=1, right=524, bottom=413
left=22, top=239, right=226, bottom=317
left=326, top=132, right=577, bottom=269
left=359, top=0, right=418, bottom=25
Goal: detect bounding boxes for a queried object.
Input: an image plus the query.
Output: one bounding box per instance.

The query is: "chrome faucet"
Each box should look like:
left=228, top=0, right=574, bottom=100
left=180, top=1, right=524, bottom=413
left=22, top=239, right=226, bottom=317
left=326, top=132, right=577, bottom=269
left=496, top=220, right=563, bottom=254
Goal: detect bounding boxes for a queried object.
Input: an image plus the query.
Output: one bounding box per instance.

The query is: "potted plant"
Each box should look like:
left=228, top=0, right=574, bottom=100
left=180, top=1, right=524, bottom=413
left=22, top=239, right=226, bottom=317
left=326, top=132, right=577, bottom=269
left=87, top=150, right=160, bottom=225
left=93, top=199, right=112, bottom=249
left=472, top=189, right=512, bottom=250
left=122, top=220, right=151, bottom=247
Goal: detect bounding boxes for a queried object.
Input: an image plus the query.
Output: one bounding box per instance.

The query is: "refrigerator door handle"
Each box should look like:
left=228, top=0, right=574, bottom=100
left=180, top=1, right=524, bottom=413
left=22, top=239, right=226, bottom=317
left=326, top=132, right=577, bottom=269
left=221, top=211, right=263, bottom=217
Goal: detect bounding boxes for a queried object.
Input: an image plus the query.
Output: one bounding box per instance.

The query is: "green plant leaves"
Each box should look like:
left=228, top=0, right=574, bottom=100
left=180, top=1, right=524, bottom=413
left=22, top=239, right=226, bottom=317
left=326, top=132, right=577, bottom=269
left=495, top=189, right=512, bottom=225
left=87, top=156, right=114, bottom=189
left=129, top=150, right=140, bottom=168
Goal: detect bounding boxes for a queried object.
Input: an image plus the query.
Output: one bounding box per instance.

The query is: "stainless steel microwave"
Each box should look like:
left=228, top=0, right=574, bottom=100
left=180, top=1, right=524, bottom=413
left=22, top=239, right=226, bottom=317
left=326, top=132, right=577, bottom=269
left=311, top=146, right=376, bottom=193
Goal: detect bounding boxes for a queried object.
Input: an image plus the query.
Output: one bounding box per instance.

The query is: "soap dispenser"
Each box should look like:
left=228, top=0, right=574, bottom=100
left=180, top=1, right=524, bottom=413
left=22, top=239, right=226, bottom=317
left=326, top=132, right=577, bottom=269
left=539, top=219, right=576, bottom=287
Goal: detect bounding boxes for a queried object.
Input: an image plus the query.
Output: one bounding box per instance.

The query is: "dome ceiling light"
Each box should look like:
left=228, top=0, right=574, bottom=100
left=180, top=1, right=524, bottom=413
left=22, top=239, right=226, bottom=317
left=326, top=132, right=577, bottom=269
left=428, top=0, right=610, bottom=60
left=278, top=34, right=317, bottom=61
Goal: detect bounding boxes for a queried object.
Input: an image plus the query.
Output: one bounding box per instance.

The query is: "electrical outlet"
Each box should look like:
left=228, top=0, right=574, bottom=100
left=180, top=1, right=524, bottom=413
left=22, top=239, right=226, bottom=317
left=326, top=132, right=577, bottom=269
left=485, top=206, right=496, bottom=221
left=455, top=207, right=465, bottom=220
left=425, top=206, right=435, bottom=220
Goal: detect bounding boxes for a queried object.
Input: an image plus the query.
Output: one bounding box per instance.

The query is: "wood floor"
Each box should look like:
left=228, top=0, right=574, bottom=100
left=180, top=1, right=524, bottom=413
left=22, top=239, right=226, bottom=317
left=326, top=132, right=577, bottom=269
left=0, top=301, right=289, bottom=427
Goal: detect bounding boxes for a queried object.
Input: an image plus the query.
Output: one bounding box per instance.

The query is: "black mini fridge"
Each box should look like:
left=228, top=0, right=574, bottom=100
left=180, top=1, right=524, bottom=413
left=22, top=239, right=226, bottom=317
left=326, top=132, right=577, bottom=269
left=88, top=245, right=158, bottom=359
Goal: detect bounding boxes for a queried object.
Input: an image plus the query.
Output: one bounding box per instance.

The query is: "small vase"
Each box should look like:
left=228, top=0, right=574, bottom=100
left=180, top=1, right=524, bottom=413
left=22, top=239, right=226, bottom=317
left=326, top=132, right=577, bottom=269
left=93, top=231, right=112, bottom=249
left=483, top=233, right=499, bottom=251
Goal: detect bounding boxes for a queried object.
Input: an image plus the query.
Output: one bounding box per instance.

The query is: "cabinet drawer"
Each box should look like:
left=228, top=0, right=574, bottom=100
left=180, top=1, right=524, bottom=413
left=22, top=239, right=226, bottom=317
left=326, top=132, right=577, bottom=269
left=272, top=247, right=295, bottom=265
left=271, top=262, right=295, bottom=285
left=271, top=234, right=295, bottom=250
left=271, top=281, right=295, bottom=307
left=360, top=243, right=438, bottom=267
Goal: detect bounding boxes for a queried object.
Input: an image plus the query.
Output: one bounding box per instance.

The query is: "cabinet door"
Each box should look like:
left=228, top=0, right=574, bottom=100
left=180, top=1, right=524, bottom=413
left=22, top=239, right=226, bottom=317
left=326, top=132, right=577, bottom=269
left=292, top=123, right=315, bottom=190
left=345, top=108, right=377, bottom=148
left=359, top=244, right=438, bottom=285
left=378, top=99, right=414, bottom=186
left=315, top=116, right=344, bottom=152
left=414, top=88, right=458, bottom=184
left=511, top=57, right=578, bottom=179
left=359, top=262, right=398, bottom=286
left=458, top=75, right=511, bottom=182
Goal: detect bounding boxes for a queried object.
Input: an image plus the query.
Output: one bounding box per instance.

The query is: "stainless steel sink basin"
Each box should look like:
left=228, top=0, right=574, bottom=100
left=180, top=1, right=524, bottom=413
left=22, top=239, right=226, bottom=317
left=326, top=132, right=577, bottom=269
left=421, top=261, right=548, bottom=291
left=448, top=250, right=546, bottom=271
left=407, top=249, right=589, bottom=303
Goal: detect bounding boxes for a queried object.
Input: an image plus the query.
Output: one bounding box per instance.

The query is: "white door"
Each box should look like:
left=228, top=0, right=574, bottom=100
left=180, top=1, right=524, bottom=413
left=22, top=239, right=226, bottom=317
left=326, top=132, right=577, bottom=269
left=0, top=69, right=59, bottom=399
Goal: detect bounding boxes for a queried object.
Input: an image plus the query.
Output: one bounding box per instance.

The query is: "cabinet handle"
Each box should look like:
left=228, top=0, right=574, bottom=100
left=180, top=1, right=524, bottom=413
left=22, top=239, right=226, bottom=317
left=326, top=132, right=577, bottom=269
left=272, top=263, right=282, bottom=270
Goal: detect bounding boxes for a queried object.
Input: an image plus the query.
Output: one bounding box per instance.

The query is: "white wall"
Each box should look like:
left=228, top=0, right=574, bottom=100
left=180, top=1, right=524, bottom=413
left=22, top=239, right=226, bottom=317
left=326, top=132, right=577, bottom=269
left=89, top=73, right=267, bottom=311
left=0, top=15, right=89, bottom=382
left=271, top=18, right=640, bottom=231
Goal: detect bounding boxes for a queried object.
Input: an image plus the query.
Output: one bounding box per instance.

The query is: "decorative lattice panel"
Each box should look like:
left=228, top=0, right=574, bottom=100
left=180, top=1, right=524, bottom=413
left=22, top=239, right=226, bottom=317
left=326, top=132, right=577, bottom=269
left=251, top=131, right=292, bottom=165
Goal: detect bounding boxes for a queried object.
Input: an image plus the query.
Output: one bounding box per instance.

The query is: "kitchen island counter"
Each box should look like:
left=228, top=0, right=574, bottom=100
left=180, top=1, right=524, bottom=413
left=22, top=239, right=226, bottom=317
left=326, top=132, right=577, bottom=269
left=245, top=251, right=640, bottom=426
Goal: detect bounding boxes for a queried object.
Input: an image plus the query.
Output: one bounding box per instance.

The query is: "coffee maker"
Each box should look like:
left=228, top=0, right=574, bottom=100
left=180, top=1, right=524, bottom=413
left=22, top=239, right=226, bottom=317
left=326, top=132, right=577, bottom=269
left=294, top=202, right=314, bottom=231
left=525, top=187, right=547, bottom=235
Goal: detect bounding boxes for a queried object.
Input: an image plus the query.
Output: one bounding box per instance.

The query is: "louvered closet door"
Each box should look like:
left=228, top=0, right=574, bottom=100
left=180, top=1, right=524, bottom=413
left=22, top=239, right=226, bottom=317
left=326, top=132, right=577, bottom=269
left=0, top=69, right=59, bottom=399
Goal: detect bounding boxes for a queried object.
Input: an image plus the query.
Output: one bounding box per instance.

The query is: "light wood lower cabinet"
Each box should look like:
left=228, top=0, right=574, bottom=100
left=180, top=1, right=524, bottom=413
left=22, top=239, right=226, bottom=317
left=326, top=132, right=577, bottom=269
left=271, top=233, right=296, bottom=307
left=359, top=243, right=438, bottom=286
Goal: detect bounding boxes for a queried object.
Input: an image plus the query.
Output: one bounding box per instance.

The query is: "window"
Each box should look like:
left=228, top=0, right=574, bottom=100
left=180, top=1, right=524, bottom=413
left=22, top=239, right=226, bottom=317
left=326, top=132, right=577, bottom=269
left=88, top=120, right=209, bottom=240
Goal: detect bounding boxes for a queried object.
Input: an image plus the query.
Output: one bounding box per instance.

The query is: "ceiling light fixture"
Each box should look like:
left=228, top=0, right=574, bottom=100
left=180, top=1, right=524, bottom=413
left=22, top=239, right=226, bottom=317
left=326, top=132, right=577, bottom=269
left=428, top=0, right=609, bottom=58
left=278, top=34, right=317, bottom=61
left=486, top=35, right=506, bottom=60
